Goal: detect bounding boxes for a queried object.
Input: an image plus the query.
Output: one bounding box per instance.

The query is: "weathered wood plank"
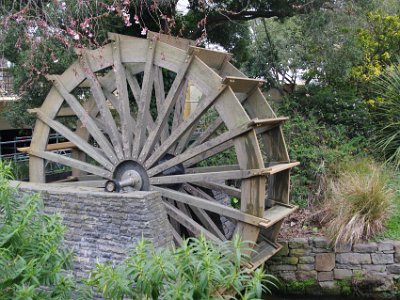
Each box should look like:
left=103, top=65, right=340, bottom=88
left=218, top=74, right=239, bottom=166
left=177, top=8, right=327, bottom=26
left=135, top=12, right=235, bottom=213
left=28, top=149, right=112, bottom=179
left=182, top=184, right=227, bottom=240
left=80, top=53, right=124, bottom=161
left=132, top=38, right=157, bottom=158
left=47, top=75, right=119, bottom=164
left=29, top=108, right=114, bottom=171
left=152, top=186, right=268, bottom=227
left=110, top=34, right=134, bottom=158
left=147, top=120, right=253, bottom=176
left=144, top=86, right=228, bottom=169
left=153, top=67, right=169, bottom=143
left=163, top=200, right=221, bottom=243
left=138, top=54, right=194, bottom=162
left=192, top=181, right=241, bottom=199
left=185, top=165, right=240, bottom=173
left=183, top=140, right=234, bottom=168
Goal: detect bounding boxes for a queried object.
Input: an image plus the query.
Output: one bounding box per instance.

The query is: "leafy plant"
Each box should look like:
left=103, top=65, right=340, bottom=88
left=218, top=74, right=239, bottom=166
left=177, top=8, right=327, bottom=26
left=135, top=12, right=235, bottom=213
left=0, top=160, right=74, bottom=299
left=320, top=159, right=394, bottom=245
left=372, top=63, right=400, bottom=169
left=84, top=235, right=278, bottom=300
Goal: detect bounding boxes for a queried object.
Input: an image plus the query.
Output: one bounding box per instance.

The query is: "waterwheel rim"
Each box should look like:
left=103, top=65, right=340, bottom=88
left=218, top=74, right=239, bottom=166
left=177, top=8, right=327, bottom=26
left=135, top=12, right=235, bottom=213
left=27, top=32, right=298, bottom=268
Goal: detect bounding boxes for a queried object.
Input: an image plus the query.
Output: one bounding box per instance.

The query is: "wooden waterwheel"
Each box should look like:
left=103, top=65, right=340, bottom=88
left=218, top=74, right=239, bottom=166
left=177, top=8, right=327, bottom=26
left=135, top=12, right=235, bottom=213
left=25, top=32, right=298, bottom=269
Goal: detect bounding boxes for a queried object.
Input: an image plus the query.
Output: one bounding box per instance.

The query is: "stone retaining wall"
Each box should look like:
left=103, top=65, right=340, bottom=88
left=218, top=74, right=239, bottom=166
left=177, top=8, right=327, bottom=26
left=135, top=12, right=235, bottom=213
left=12, top=181, right=173, bottom=277
left=267, top=237, right=400, bottom=298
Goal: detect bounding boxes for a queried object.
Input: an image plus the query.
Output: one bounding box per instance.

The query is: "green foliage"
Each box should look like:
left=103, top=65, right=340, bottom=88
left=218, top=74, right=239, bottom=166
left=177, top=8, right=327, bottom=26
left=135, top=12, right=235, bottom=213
left=285, top=279, right=317, bottom=295
left=278, top=92, right=368, bottom=206
left=372, top=63, right=400, bottom=169
left=352, top=12, right=400, bottom=88
left=321, top=159, right=394, bottom=245
left=84, top=235, right=278, bottom=300
left=0, top=161, right=74, bottom=299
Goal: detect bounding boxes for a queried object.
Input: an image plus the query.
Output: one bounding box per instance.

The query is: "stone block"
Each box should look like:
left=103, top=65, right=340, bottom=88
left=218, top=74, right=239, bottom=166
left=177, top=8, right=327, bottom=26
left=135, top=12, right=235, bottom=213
left=378, top=241, right=394, bottom=252
left=362, top=264, right=387, bottom=272
left=371, top=253, right=394, bottom=264
left=276, top=271, right=297, bottom=281
left=270, top=256, right=299, bottom=265
left=334, top=269, right=352, bottom=280
left=316, top=253, right=335, bottom=271
left=276, top=241, right=289, bottom=256
left=387, top=264, right=400, bottom=274
left=336, top=253, right=371, bottom=265
left=269, top=264, right=297, bottom=271
left=298, top=264, right=315, bottom=271
left=318, top=271, right=333, bottom=282
left=335, top=242, right=352, bottom=253
left=299, top=256, right=315, bottom=264
left=289, top=237, right=310, bottom=249
left=290, top=248, right=310, bottom=256
left=312, top=237, right=330, bottom=248
left=395, top=253, right=400, bottom=263
left=296, top=270, right=317, bottom=280
left=353, top=242, right=378, bottom=253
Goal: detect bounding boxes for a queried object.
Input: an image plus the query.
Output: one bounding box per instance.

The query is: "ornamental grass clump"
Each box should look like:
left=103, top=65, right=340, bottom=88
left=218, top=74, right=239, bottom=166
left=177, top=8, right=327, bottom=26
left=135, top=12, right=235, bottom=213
left=322, top=159, right=394, bottom=245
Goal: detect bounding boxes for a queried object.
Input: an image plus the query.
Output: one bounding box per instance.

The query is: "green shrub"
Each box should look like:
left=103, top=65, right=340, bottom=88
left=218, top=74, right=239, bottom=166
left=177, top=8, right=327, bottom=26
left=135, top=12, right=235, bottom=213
left=372, top=63, right=400, bottom=169
left=321, top=159, right=394, bottom=245
left=280, top=114, right=367, bottom=207
left=0, top=160, right=74, bottom=299
left=83, top=235, right=278, bottom=300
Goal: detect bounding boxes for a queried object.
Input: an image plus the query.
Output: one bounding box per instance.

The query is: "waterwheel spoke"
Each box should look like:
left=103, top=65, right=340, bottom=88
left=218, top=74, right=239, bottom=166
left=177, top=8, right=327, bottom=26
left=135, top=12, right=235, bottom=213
left=125, top=68, right=154, bottom=131
left=48, top=75, right=119, bottom=164
left=28, top=149, right=112, bottom=179
left=182, top=184, right=227, bottom=240
left=171, top=79, right=187, bottom=132
left=153, top=67, right=169, bottom=143
left=30, top=108, right=114, bottom=171
left=153, top=186, right=265, bottom=227
left=80, top=53, right=124, bottom=161
left=162, top=200, right=221, bottom=243
left=132, top=39, right=157, bottom=158
left=147, top=119, right=252, bottom=176
left=138, top=55, right=194, bottom=162
left=110, top=34, right=134, bottom=159
left=144, top=86, right=228, bottom=169
left=190, top=116, right=223, bottom=148
left=183, top=140, right=234, bottom=168
left=192, top=181, right=241, bottom=199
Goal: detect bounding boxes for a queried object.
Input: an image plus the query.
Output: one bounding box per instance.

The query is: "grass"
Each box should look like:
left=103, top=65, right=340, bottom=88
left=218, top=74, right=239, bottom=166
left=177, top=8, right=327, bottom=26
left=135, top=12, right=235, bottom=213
left=378, top=172, right=400, bottom=240
left=320, top=158, right=395, bottom=245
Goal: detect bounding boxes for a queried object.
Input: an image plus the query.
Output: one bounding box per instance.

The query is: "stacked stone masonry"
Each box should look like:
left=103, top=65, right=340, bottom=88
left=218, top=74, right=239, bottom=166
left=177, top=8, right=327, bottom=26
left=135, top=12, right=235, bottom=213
left=12, top=181, right=174, bottom=278
left=267, top=237, right=400, bottom=297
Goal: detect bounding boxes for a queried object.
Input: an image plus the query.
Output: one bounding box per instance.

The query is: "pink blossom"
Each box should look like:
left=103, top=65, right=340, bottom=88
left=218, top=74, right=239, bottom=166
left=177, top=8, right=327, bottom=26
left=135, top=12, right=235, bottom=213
left=141, top=27, right=147, bottom=35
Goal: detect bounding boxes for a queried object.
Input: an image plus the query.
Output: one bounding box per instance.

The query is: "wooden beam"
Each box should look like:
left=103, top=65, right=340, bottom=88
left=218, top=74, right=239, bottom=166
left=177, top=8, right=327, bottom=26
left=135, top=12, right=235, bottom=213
left=109, top=33, right=134, bottom=159
left=80, top=53, right=124, bottom=161
left=138, top=54, right=194, bottom=162
left=46, top=75, right=119, bottom=165
left=153, top=186, right=267, bottom=227
left=28, top=108, right=114, bottom=171
left=18, top=141, right=76, bottom=153
left=28, top=149, right=112, bottom=179
left=163, top=200, right=221, bottom=243
left=132, top=38, right=157, bottom=158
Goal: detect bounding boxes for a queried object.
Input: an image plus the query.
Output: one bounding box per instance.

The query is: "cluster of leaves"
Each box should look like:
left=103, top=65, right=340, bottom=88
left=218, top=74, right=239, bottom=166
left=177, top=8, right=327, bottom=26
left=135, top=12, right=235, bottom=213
left=278, top=87, right=369, bottom=207
left=82, top=235, right=277, bottom=300
left=370, top=63, right=400, bottom=170
left=0, top=161, right=74, bottom=299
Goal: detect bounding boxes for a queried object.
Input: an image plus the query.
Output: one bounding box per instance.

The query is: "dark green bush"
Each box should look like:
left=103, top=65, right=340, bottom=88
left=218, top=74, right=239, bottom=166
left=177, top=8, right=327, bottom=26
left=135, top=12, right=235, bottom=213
left=278, top=90, right=369, bottom=207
